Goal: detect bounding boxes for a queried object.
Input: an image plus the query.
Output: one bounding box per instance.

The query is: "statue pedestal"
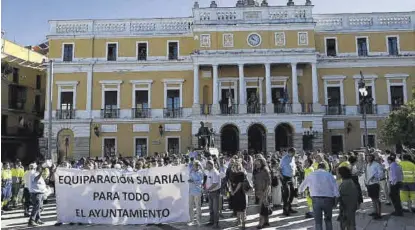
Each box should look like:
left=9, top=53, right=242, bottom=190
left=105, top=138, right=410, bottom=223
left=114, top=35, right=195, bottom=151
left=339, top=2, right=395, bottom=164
left=266, top=103, right=274, bottom=114
left=192, top=104, right=201, bottom=115
left=239, top=104, right=247, bottom=114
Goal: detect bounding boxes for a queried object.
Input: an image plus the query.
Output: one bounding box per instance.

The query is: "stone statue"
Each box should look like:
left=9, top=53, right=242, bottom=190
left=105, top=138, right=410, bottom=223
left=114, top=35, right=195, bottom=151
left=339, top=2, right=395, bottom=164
left=248, top=92, right=259, bottom=112
left=195, top=121, right=212, bottom=149
left=209, top=128, right=215, bottom=147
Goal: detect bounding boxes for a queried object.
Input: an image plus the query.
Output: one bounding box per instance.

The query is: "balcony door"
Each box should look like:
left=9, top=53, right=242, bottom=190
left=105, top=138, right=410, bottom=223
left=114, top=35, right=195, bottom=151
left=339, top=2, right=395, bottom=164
left=390, top=86, right=404, bottom=106
left=167, top=90, right=180, bottom=110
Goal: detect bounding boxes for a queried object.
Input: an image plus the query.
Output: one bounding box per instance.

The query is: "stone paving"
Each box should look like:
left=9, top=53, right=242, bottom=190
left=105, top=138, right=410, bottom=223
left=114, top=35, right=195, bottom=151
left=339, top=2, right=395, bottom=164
left=1, top=196, right=414, bottom=230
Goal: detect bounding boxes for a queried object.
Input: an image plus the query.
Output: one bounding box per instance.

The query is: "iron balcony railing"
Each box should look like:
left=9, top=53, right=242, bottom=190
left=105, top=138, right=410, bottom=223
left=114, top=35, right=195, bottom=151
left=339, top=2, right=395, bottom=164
left=274, top=103, right=292, bottom=114
left=247, top=103, right=266, bottom=114
left=200, top=104, right=212, bottom=115
left=132, top=108, right=151, bottom=118
left=220, top=104, right=238, bottom=115
left=163, top=107, right=183, bottom=118
left=357, top=104, right=377, bottom=115
left=324, top=104, right=346, bottom=115
left=301, top=103, right=313, bottom=114
left=100, top=108, right=120, bottom=118
left=389, top=104, right=402, bottom=111
left=56, top=109, right=76, bottom=119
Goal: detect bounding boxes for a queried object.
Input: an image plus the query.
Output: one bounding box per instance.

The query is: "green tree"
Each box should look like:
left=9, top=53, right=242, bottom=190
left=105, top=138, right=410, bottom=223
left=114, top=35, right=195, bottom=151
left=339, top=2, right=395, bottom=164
left=380, top=100, right=415, bottom=148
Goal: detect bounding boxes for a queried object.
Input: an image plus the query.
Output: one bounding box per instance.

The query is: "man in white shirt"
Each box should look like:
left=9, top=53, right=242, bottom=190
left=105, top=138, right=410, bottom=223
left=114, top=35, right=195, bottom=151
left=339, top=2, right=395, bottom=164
left=299, top=163, right=339, bottom=230
left=204, top=160, right=221, bottom=229
left=28, top=165, right=47, bottom=227
left=365, top=153, right=383, bottom=219
left=22, top=163, right=36, bottom=216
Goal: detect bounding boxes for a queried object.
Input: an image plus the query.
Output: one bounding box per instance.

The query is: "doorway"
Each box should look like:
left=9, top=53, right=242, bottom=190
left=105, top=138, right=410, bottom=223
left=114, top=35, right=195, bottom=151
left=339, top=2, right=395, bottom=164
left=248, top=124, right=266, bottom=153
left=275, top=123, right=293, bottom=151
left=220, top=124, right=239, bottom=154
left=331, top=135, right=343, bottom=154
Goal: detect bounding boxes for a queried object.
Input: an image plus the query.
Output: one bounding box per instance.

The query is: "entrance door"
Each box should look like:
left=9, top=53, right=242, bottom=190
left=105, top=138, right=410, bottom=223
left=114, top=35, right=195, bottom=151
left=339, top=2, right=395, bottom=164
left=220, top=124, right=239, bottom=154
left=331, top=135, right=343, bottom=154
left=248, top=124, right=266, bottom=153
left=275, top=123, right=293, bottom=151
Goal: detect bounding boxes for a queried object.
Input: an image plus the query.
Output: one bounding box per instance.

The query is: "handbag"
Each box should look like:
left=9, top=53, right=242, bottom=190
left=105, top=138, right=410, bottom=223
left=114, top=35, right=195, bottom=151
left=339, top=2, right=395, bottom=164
left=260, top=203, right=273, bottom=216
left=271, top=175, right=279, bottom=187
left=243, top=174, right=253, bottom=193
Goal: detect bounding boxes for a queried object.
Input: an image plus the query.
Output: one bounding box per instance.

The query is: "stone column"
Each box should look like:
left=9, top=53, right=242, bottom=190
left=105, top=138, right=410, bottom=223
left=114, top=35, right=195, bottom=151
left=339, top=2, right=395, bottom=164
left=86, top=70, right=93, bottom=118
left=265, top=63, right=273, bottom=114
left=291, top=62, right=301, bottom=113
left=192, top=64, right=200, bottom=115
left=311, top=62, right=321, bottom=113
left=212, top=64, right=220, bottom=114
left=266, top=133, right=275, bottom=152
left=239, top=134, right=248, bottom=151
left=313, top=135, right=324, bottom=151
left=238, top=64, right=247, bottom=114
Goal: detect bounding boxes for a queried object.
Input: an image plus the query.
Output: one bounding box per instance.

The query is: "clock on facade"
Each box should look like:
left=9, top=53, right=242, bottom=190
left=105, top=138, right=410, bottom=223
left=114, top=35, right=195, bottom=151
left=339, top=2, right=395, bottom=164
left=247, top=33, right=261, bottom=47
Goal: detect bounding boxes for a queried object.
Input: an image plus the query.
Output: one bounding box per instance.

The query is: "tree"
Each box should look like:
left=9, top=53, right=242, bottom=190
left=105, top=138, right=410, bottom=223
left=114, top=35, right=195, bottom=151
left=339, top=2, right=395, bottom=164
left=380, top=100, right=415, bottom=148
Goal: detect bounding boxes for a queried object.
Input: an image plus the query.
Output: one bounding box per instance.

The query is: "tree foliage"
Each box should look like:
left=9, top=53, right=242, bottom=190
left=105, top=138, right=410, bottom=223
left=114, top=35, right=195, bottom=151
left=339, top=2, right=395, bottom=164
left=380, top=100, right=415, bottom=148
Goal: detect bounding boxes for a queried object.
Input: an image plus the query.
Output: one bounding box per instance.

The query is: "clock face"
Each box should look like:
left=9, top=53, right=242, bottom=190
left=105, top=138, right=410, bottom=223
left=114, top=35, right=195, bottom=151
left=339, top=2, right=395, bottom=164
left=247, top=33, right=261, bottom=47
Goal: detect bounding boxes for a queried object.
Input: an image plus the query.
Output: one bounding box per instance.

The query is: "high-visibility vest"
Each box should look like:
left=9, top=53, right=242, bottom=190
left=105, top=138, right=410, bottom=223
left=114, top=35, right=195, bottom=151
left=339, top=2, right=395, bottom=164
left=1, top=169, right=12, bottom=181
left=304, top=167, right=314, bottom=177
left=339, top=161, right=351, bottom=168
left=399, top=161, right=415, bottom=183
left=313, top=161, right=329, bottom=171
left=11, top=167, right=24, bottom=183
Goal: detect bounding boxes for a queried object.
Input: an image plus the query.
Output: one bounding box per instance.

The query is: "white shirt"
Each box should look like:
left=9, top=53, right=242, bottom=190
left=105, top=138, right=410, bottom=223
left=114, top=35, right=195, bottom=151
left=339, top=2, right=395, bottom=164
left=205, top=168, right=221, bottom=192
left=299, top=169, right=339, bottom=198
left=30, top=172, right=47, bottom=194
left=365, top=161, right=383, bottom=185
left=23, top=170, right=35, bottom=189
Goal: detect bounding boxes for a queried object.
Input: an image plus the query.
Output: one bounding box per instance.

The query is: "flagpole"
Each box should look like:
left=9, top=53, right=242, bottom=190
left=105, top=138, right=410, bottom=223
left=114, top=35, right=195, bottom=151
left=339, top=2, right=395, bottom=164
left=47, top=60, right=53, bottom=160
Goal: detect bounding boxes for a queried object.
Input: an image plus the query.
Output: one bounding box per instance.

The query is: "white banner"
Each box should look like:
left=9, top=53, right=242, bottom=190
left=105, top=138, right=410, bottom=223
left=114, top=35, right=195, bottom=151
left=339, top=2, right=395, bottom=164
left=55, top=166, right=190, bottom=225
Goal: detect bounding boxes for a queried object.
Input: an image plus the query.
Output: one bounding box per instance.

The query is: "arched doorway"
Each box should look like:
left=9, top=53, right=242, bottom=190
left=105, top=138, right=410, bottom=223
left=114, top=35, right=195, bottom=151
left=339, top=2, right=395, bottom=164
left=220, top=124, right=239, bottom=154
left=56, top=128, right=75, bottom=162
left=248, top=124, right=266, bottom=153
left=275, top=123, right=293, bottom=151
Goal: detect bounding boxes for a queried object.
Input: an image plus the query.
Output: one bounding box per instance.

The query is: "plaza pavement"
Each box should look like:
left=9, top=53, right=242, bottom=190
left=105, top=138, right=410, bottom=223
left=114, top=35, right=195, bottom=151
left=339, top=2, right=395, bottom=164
left=1, top=196, right=414, bottom=230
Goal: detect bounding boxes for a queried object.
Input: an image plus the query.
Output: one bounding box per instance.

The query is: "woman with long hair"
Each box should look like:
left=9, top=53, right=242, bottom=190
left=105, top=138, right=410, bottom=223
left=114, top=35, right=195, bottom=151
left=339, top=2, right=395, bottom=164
left=253, top=156, right=272, bottom=229
left=229, top=161, right=247, bottom=229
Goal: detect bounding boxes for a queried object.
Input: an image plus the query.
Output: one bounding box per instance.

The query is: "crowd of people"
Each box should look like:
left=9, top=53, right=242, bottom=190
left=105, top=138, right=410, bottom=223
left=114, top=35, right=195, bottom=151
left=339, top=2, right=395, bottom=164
left=1, top=147, right=415, bottom=230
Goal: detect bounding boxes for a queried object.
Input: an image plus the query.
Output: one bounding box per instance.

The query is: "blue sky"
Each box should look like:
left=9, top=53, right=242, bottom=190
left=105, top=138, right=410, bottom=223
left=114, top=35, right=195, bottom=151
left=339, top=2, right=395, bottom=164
left=2, top=0, right=414, bottom=46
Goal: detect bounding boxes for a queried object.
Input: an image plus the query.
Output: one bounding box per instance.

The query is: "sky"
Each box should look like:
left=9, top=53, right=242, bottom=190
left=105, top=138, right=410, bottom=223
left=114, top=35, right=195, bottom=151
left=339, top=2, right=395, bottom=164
left=1, top=0, right=414, bottom=46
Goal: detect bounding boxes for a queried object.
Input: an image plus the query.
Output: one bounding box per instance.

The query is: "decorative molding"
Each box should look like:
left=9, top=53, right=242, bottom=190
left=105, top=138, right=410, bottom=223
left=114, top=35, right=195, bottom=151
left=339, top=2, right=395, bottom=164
left=327, top=121, right=345, bottom=129
left=99, top=80, right=123, bottom=85
left=322, top=75, right=347, bottom=80
left=353, top=74, right=378, bottom=79
left=133, top=124, right=150, bottom=132
left=165, top=124, right=182, bottom=132
left=298, top=32, right=309, bottom=46
left=162, top=79, right=185, bottom=83
left=101, top=124, right=117, bottom=133
left=55, top=81, right=79, bottom=86
left=130, top=80, right=154, bottom=84
left=200, top=34, right=211, bottom=47
left=384, top=73, right=409, bottom=78
left=274, top=32, right=286, bottom=46
left=223, top=33, right=234, bottom=47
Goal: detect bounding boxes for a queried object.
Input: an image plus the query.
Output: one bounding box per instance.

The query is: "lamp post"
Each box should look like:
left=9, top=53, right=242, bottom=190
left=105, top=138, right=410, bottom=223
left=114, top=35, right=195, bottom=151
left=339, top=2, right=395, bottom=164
left=358, top=71, right=372, bottom=148
left=303, top=127, right=318, bottom=151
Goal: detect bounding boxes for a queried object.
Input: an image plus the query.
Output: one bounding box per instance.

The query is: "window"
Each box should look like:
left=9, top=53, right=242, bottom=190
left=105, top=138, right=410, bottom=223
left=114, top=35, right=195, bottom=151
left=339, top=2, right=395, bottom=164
left=167, top=137, right=180, bottom=155
left=137, top=42, right=147, bottom=61
left=2, top=115, right=7, bottom=135
left=357, top=37, right=368, bottom=56
left=103, top=138, right=116, bottom=157
left=12, top=68, right=19, bottom=83
left=363, top=134, right=376, bottom=148
left=103, top=91, right=119, bottom=118
left=358, top=85, right=374, bottom=114
left=134, top=90, right=149, bottom=118
left=331, top=135, right=343, bottom=154
left=9, top=85, right=26, bottom=110
left=34, top=95, right=41, bottom=112
left=325, top=38, right=337, bottom=56
left=327, top=87, right=341, bottom=105
left=390, top=85, right=404, bottom=108
left=107, top=43, right=117, bottom=61
left=135, top=138, right=148, bottom=157
left=63, top=44, right=74, bottom=62
left=36, top=75, right=41, bottom=89
left=167, top=90, right=180, bottom=109
left=168, top=41, right=178, bottom=60
left=60, top=92, right=73, bottom=110
left=387, top=36, right=399, bottom=56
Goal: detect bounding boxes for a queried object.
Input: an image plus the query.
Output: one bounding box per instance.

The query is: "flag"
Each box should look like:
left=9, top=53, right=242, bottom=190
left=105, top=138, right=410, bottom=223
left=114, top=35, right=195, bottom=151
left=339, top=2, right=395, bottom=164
left=283, top=83, right=289, bottom=103
left=228, top=85, right=232, bottom=108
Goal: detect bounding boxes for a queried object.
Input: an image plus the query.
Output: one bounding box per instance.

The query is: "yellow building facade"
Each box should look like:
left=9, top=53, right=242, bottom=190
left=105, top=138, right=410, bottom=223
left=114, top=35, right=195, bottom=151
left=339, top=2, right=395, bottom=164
left=44, top=1, right=415, bottom=160
left=1, top=38, right=47, bottom=162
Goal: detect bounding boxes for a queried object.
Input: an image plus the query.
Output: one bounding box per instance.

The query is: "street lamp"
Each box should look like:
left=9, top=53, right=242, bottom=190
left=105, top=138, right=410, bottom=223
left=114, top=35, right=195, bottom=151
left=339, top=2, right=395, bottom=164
left=358, top=71, right=372, bottom=148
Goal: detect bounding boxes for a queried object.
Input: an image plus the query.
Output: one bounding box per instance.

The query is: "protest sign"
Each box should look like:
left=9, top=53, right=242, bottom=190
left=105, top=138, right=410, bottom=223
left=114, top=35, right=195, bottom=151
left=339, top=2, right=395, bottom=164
left=55, top=166, right=190, bottom=225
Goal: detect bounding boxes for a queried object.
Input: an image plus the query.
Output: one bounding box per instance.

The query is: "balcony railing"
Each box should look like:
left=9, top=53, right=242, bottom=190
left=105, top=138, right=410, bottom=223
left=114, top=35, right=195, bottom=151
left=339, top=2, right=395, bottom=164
left=132, top=108, right=151, bottom=118
left=301, top=103, right=313, bottom=114
left=9, top=101, right=26, bottom=110
left=274, top=103, right=292, bottom=114
left=56, top=109, right=76, bottom=119
left=390, top=104, right=403, bottom=111
left=100, top=108, right=120, bottom=118
left=163, top=108, right=182, bottom=118
left=247, top=104, right=265, bottom=114
left=325, top=104, right=346, bottom=115
left=357, top=104, right=378, bottom=115
left=200, top=104, right=212, bottom=115
left=220, top=104, right=238, bottom=115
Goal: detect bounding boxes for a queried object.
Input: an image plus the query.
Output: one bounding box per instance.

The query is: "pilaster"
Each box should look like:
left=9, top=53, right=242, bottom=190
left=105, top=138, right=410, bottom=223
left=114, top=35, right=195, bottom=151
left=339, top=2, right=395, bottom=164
left=266, top=103, right=274, bottom=114
left=239, top=134, right=248, bottom=151
left=239, top=104, right=247, bottom=114
left=192, top=104, right=201, bottom=116
left=266, top=133, right=275, bottom=152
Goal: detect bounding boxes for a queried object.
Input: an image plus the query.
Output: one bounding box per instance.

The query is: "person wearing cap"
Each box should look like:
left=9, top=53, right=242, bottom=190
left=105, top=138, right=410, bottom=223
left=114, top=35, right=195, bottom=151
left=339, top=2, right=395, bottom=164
left=22, top=163, right=36, bottom=216
left=280, top=147, right=297, bottom=216
left=365, top=153, right=383, bottom=219
left=204, top=160, right=221, bottom=229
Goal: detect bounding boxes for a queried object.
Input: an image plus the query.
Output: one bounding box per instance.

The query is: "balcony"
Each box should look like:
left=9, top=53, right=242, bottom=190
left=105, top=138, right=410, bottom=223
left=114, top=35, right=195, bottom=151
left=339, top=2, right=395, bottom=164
left=56, top=109, right=76, bottom=119
left=132, top=108, right=151, bottom=118
left=220, top=104, right=238, bottom=115
left=200, top=104, right=212, bottom=115
left=100, top=108, right=120, bottom=119
left=357, top=104, right=378, bottom=115
left=163, top=108, right=182, bottom=118
left=9, top=101, right=26, bottom=111
left=390, top=104, right=403, bottom=111
left=247, top=104, right=265, bottom=114
left=301, top=103, right=313, bottom=114
left=325, top=104, right=346, bottom=115
left=274, top=103, right=292, bottom=114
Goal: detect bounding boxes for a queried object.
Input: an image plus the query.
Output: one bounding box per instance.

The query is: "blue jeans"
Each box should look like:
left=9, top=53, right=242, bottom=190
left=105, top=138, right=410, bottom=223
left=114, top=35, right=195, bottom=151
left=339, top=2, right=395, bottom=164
left=208, top=190, right=220, bottom=226
left=29, top=193, right=44, bottom=222
left=312, top=197, right=334, bottom=230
